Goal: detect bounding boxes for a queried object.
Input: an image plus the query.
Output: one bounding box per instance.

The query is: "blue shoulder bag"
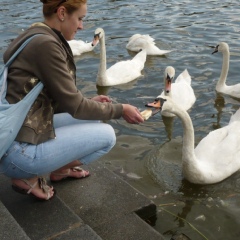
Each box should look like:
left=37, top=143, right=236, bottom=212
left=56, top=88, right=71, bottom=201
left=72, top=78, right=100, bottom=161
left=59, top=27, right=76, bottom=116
left=0, top=34, right=44, bottom=159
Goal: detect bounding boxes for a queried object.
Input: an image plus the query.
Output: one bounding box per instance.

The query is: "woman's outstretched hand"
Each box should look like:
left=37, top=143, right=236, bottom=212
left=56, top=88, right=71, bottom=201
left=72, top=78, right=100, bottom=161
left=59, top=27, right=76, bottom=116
left=122, top=104, right=144, bottom=124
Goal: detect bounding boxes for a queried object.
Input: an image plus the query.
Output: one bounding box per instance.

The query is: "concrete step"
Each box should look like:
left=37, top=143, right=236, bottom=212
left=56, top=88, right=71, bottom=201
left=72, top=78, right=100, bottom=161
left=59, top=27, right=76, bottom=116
left=0, top=162, right=165, bottom=240
left=0, top=200, right=30, bottom=240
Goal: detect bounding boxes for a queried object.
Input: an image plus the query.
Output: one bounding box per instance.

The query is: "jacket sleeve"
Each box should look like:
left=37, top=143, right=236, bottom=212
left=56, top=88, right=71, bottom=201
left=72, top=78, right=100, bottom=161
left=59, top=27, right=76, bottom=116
left=29, top=35, right=123, bottom=120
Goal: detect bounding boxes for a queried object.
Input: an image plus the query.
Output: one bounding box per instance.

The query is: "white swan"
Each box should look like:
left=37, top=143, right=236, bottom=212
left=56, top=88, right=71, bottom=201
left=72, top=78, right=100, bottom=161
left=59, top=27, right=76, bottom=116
left=67, top=38, right=97, bottom=56
left=159, top=66, right=196, bottom=117
left=141, top=66, right=195, bottom=119
left=92, top=28, right=147, bottom=86
left=126, top=34, right=173, bottom=56
left=212, top=42, right=240, bottom=99
left=145, top=96, right=240, bottom=184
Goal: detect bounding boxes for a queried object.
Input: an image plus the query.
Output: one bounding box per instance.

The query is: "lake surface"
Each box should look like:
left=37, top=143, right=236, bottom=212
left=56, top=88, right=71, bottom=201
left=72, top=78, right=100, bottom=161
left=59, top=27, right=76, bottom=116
left=1, top=1, right=240, bottom=239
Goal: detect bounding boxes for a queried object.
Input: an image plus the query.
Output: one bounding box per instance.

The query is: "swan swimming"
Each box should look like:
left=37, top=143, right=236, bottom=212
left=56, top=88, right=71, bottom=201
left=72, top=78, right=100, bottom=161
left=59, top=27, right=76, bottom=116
left=126, top=34, right=173, bottom=56
left=144, top=96, right=240, bottom=185
left=140, top=66, right=196, bottom=120
left=92, top=28, right=147, bottom=86
left=212, top=42, right=240, bottom=99
left=159, top=66, right=196, bottom=117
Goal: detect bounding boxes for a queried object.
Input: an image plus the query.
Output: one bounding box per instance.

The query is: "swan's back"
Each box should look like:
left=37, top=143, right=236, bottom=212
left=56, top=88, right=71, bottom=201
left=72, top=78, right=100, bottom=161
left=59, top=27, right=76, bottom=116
left=106, top=49, right=147, bottom=86
left=126, top=34, right=172, bottom=56
left=126, top=34, right=155, bottom=51
left=68, top=40, right=95, bottom=56
left=194, top=108, right=240, bottom=178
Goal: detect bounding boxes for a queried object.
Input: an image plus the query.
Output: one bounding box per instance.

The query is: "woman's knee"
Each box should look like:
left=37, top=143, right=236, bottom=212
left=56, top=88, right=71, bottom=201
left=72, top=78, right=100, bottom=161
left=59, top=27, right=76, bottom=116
left=104, top=124, right=116, bottom=147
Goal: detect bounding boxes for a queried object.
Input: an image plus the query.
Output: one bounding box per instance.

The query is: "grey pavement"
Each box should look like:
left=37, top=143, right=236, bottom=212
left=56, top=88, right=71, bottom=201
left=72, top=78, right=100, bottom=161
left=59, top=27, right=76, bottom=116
left=0, top=161, right=165, bottom=240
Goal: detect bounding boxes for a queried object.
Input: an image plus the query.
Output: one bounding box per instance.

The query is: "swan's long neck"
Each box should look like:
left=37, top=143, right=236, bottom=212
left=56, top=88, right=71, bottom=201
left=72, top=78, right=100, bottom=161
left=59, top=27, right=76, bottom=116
left=217, top=49, right=229, bottom=90
left=97, top=34, right=107, bottom=85
left=170, top=104, right=198, bottom=175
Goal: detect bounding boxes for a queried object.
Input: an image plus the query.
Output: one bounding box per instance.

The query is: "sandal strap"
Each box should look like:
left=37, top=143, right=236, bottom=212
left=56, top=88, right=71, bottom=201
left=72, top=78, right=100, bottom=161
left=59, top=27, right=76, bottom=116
left=22, top=177, right=52, bottom=200
left=51, top=166, right=84, bottom=177
left=72, top=166, right=83, bottom=171
left=72, top=167, right=85, bottom=177
left=21, top=179, right=38, bottom=194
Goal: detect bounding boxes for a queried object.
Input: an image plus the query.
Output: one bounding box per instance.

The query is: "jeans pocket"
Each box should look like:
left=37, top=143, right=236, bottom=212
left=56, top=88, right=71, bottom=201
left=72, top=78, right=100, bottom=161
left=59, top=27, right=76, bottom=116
left=8, top=141, right=37, bottom=159
left=19, top=143, right=37, bottom=159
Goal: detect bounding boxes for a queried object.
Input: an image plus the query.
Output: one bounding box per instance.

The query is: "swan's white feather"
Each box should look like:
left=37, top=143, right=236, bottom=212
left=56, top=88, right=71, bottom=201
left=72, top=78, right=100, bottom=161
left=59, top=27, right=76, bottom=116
left=68, top=39, right=96, bottom=56
left=106, top=52, right=145, bottom=85
left=126, top=34, right=173, bottom=56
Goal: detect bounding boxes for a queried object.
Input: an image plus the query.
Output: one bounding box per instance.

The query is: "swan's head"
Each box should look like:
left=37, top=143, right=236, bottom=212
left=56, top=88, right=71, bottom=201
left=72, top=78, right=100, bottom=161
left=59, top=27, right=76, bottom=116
left=145, top=96, right=167, bottom=110
left=145, top=96, right=176, bottom=116
left=92, top=28, right=105, bottom=46
left=164, top=66, right=175, bottom=94
left=212, top=42, right=229, bottom=54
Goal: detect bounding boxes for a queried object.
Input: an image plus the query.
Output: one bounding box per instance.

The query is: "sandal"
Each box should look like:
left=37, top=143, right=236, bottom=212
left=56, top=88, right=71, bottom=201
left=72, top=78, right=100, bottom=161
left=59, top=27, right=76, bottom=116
left=12, top=177, right=55, bottom=201
left=50, top=166, right=90, bottom=182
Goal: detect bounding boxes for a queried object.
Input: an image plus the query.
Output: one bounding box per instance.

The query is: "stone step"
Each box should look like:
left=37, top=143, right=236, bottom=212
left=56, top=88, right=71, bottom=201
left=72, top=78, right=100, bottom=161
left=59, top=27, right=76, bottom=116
left=0, top=162, right=165, bottom=240
left=0, top=200, right=30, bottom=240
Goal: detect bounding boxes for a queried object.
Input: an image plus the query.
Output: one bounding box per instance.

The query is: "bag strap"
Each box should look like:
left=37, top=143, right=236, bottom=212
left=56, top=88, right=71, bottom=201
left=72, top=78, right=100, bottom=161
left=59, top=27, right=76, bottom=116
left=0, top=34, right=42, bottom=104
left=5, top=34, right=42, bottom=67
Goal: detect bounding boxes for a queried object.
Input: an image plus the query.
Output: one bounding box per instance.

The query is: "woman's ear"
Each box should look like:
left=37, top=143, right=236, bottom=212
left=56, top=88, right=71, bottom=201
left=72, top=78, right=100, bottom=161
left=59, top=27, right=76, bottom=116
left=56, top=6, right=66, bottom=21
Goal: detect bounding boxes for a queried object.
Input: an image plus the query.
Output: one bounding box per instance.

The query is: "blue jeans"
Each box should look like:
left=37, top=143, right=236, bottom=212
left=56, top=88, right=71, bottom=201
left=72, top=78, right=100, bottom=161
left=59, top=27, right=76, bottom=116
left=0, top=113, right=116, bottom=179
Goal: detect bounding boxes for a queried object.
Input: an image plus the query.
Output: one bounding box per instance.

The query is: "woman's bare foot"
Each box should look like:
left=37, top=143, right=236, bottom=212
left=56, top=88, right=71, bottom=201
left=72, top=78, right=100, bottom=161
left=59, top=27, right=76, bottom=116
left=12, top=177, right=55, bottom=200
left=50, top=166, right=90, bottom=182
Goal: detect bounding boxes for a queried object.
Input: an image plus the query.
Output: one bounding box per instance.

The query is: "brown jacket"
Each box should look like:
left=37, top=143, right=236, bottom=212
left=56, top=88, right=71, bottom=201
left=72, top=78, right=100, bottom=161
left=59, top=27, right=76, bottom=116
left=3, top=23, right=123, bottom=144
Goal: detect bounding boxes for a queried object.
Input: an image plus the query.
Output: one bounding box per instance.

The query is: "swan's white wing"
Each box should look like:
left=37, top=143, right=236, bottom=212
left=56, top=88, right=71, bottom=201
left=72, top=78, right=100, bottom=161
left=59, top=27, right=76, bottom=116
left=195, top=121, right=240, bottom=175
left=126, top=34, right=172, bottom=56
left=171, top=82, right=196, bottom=110
left=229, top=108, right=240, bottom=124
left=106, top=51, right=146, bottom=86
left=222, top=84, right=240, bottom=99
left=68, top=40, right=95, bottom=56
left=175, top=69, right=191, bottom=85
left=127, top=34, right=155, bottom=49
left=127, top=34, right=142, bottom=42
left=106, top=60, right=144, bottom=85
left=126, top=36, right=150, bottom=52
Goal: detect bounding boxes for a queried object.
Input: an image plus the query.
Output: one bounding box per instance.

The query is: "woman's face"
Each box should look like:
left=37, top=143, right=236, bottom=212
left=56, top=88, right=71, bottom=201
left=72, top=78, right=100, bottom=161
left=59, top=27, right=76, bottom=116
left=61, top=3, right=87, bottom=40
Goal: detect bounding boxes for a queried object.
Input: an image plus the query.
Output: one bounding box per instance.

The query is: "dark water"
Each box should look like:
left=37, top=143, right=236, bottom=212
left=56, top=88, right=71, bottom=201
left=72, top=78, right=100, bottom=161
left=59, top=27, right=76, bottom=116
left=1, top=1, right=240, bottom=239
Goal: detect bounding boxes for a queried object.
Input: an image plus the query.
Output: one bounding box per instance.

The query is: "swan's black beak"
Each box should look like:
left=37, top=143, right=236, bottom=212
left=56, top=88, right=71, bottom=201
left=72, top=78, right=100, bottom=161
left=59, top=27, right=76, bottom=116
left=145, top=97, right=166, bottom=116
left=165, top=74, right=172, bottom=93
left=212, top=45, right=219, bottom=54
left=92, top=32, right=101, bottom=46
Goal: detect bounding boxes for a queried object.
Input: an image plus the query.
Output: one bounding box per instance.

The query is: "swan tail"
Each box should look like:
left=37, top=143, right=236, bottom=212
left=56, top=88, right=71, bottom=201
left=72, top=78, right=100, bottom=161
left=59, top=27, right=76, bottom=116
left=151, top=48, right=173, bottom=56
left=132, top=49, right=147, bottom=63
